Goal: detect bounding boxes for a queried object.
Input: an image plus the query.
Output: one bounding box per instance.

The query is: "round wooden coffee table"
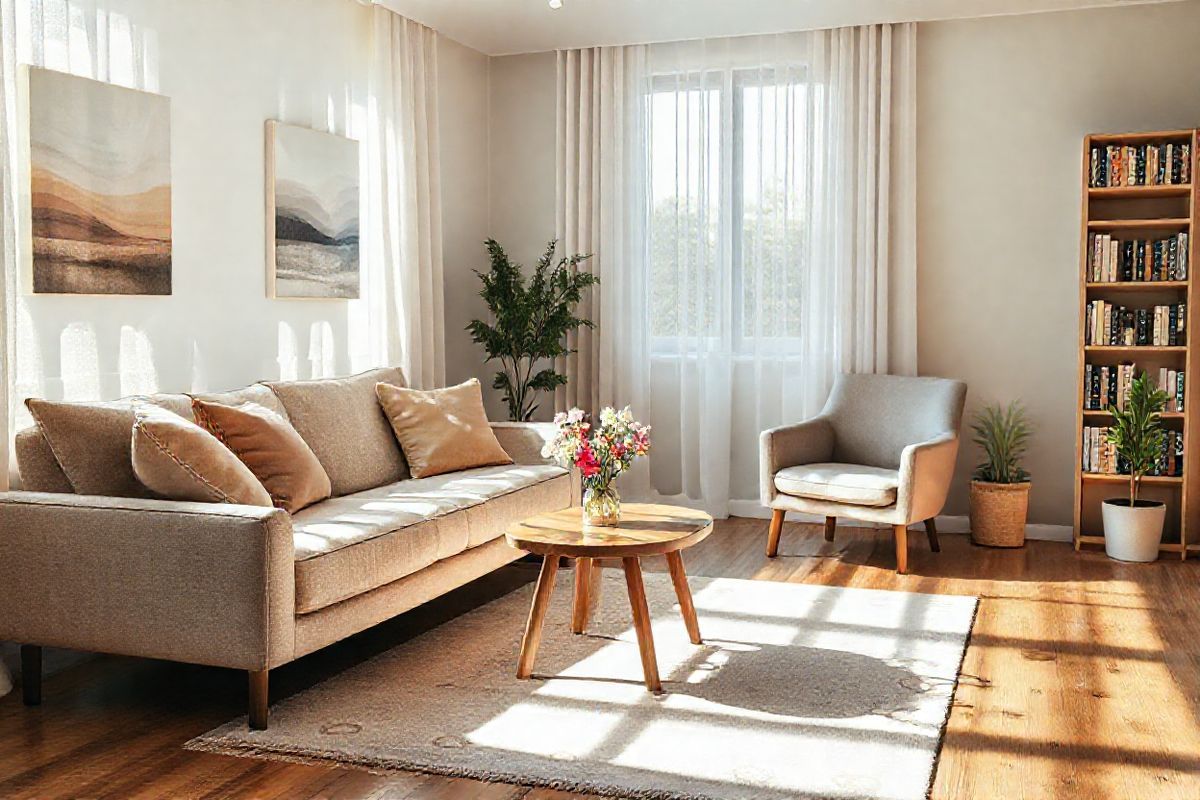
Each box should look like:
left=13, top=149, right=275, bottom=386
left=505, top=503, right=714, bottom=693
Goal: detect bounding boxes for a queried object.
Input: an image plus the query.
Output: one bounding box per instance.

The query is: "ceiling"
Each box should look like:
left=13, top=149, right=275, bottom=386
left=375, top=0, right=1180, bottom=56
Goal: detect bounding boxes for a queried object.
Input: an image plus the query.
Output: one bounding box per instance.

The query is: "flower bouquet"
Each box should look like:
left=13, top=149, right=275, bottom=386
left=542, top=406, right=651, bottom=526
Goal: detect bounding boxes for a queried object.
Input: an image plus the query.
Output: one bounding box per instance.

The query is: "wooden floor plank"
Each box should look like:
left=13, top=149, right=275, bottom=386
left=0, top=517, right=1197, bottom=799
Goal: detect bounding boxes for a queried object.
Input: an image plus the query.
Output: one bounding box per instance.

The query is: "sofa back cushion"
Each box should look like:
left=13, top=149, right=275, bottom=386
left=190, top=384, right=290, bottom=420
left=192, top=399, right=332, bottom=513
left=265, top=367, right=409, bottom=495
left=24, top=393, right=192, bottom=497
left=131, top=404, right=273, bottom=506
left=14, top=426, right=73, bottom=493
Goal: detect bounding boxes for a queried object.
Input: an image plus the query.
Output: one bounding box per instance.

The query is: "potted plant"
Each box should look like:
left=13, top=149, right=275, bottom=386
left=969, top=402, right=1032, bottom=547
left=1102, top=373, right=1169, bottom=562
left=467, top=238, right=598, bottom=421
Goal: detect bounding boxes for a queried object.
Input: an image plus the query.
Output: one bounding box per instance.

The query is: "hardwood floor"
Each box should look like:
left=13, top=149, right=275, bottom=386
left=2, top=517, right=1199, bottom=799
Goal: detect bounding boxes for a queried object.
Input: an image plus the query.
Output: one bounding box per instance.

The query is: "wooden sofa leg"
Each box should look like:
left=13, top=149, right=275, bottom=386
left=924, top=518, right=941, bottom=553
left=21, top=645, right=41, bottom=706
left=824, top=516, right=836, bottom=542
left=249, top=670, right=269, bottom=730
left=893, top=525, right=909, bottom=575
left=766, top=509, right=785, bottom=558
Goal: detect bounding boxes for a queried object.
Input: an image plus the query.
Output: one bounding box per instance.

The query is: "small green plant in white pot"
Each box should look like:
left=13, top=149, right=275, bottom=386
left=1103, top=373, right=1169, bottom=562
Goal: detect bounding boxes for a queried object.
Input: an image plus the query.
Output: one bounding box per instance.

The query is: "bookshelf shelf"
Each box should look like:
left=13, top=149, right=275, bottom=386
left=1089, top=184, right=1192, bottom=199
left=1075, top=129, right=1197, bottom=560
left=1087, top=218, right=1190, bottom=231
left=1085, top=281, right=1188, bottom=291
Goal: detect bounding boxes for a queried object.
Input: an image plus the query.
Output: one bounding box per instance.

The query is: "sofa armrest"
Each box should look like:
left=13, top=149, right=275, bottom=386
left=896, top=433, right=961, bottom=524
left=760, top=417, right=836, bottom=505
left=0, top=492, right=295, bottom=671
left=491, top=421, right=559, bottom=466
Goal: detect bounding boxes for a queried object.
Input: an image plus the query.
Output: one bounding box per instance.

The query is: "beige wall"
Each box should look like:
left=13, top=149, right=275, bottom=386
left=918, top=0, right=1200, bottom=525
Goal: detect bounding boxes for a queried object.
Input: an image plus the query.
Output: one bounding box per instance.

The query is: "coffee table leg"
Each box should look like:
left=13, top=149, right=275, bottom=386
left=571, top=561, right=590, bottom=633
left=517, top=555, right=559, bottom=679
left=621, top=557, right=662, bottom=693
left=666, top=551, right=702, bottom=645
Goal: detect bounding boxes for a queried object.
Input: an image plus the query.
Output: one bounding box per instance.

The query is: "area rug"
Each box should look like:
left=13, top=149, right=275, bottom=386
left=187, top=571, right=977, bottom=800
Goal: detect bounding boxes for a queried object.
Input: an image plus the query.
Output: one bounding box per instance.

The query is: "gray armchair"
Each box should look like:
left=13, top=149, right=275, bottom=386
left=760, top=374, right=967, bottom=573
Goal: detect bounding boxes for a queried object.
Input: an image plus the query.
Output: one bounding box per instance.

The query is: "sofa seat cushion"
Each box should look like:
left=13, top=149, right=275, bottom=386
left=774, top=463, right=899, bottom=507
left=291, top=464, right=570, bottom=613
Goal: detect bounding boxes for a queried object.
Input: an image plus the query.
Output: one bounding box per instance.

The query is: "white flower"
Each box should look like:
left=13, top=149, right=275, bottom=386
left=567, top=407, right=586, bottom=424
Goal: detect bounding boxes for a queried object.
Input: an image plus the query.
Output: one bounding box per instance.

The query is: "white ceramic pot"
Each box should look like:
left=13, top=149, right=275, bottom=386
left=1101, top=499, right=1165, bottom=562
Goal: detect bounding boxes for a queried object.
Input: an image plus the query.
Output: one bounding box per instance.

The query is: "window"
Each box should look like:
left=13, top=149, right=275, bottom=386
left=647, top=69, right=809, bottom=354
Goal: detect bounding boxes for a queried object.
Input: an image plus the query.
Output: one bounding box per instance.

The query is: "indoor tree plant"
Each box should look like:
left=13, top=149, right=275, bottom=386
left=969, top=402, right=1032, bottom=547
left=1103, top=373, right=1169, bottom=562
left=467, top=239, right=598, bottom=421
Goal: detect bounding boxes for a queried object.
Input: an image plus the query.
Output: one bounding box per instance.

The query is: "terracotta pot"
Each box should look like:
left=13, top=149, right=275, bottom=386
left=969, top=480, right=1031, bottom=548
left=1101, top=499, right=1165, bottom=563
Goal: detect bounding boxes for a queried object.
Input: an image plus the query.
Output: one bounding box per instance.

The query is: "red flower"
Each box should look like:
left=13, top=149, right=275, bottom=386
left=575, top=443, right=601, bottom=477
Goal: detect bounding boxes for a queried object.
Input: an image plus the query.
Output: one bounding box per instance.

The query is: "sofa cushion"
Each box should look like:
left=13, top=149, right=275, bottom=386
left=266, top=367, right=409, bottom=496
left=376, top=379, right=512, bottom=478
left=291, top=464, right=570, bottom=613
left=190, top=384, right=290, bottom=420
left=131, top=404, right=273, bottom=506
left=773, top=462, right=899, bottom=507
left=192, top=399, right=331, bottom=513
left=24, top=393, right=192, bottom=497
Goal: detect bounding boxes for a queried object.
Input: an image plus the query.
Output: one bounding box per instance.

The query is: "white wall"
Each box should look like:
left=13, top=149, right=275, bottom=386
left=482, top=2, right=1200, bottom=525
left=918, top=0, right=1200, bottom=525
left=12, top=0, right=491, bottom=425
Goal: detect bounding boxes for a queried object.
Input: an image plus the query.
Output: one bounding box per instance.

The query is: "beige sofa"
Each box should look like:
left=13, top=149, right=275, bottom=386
left=0, top=367, right=576, bottom=728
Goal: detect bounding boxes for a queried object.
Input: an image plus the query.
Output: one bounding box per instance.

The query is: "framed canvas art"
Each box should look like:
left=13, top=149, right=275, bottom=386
left=266, top=121, right=360, bottom=299
left=26, top=67, right=172, bottom=295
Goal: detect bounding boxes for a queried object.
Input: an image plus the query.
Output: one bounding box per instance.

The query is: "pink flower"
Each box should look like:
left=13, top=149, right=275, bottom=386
left=576, top=443, right=601, bottom=477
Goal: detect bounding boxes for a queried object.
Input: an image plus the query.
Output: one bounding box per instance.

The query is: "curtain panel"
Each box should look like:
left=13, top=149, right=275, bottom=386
left=555, top=24, right=917, bottom=516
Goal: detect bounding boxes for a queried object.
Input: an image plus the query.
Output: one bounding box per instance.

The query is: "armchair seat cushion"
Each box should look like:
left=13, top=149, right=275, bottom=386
left=774, top=463, right=899, bottom=507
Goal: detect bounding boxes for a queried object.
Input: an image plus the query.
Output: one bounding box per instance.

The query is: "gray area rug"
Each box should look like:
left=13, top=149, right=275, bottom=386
left=188, top=571, right=977, bottom=800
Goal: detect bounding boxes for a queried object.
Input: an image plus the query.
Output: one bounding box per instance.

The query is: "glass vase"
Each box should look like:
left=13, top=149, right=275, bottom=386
left=582, top=480, right=621, bottom=527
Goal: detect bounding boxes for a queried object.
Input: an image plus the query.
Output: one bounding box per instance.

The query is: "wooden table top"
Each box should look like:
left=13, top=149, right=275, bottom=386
left=505, top=503, right=714, bottom=557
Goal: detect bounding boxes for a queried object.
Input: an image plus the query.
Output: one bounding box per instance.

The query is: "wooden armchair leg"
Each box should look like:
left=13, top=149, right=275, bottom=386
left=249, top=670, right=269, bottom=730
left=823, top=516, right=836, bottom=542
left=21, top=645, right=41, bottom=706
left=893, top=524, right=909, bottom=575
left=766, top=509, right=785, bottom=558
left=924, top=518, right=941, bottom=553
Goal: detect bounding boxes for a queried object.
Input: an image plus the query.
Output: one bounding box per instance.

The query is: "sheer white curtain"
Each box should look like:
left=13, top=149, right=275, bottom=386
left=362, top=8, right=445, bottom=389
left=557, top=25, right=917, bottom=516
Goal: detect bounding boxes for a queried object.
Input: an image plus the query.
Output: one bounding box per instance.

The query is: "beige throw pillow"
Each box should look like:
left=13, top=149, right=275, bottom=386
left=131, top=404, right=273, bottom=506
left=375, top=379, right=512, bottom=479
left=192, top=399, right=332, bottom=514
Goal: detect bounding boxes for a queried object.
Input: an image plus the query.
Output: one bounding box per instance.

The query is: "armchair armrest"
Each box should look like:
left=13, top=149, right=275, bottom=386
left=0, top=492, right=295, bottom=671
left=759, top=416, right=836, bottom=505
left=896, top=433, right=961, bottom=524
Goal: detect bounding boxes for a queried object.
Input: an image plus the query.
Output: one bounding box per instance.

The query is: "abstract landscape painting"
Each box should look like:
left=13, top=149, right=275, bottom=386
left=27, top=68, right=171, bottom=295
left=267, top=122, right=359, bottom=299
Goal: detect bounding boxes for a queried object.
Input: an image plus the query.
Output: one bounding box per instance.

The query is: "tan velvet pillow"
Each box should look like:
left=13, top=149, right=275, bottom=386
left=375, top=379, right=513, bottom=479
left=131, top=404, right=273, bottom=506
left=192, top=399, right=332, bottom=514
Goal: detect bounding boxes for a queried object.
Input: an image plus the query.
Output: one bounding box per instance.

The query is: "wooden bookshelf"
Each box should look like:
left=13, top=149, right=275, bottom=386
left=1075, top=129, right=1200, bottom=558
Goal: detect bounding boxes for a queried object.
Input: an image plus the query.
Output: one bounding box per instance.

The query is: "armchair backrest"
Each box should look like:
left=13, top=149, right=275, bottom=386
left=822, top=374, right=967, bottom=469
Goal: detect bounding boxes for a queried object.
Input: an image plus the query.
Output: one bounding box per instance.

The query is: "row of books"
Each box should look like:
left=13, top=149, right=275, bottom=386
left=1082, top=426, right=1184, bottom=477
left=1089, top=142, right=1192, bottom=188
left=1085, top=301, right=1186, bottom=346
left=1087, top=233, right=1189, bottom=283
left=1083, top=364, right=1185, bottom=412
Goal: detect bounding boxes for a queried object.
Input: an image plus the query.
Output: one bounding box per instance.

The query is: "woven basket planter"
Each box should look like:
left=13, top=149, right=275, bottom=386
left=969, top=480, right=1030, bottom=548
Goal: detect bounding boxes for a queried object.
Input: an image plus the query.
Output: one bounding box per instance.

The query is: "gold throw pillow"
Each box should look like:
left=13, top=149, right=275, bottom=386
left=131, top=404, right=273, bottom=506
left=192, top=399, right=332, bottom=513
left=375, top=379, right=512, bottom=479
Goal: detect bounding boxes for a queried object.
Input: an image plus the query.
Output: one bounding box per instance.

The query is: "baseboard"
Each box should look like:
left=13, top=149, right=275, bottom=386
left=726, top=501, right=1072, bottom=543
